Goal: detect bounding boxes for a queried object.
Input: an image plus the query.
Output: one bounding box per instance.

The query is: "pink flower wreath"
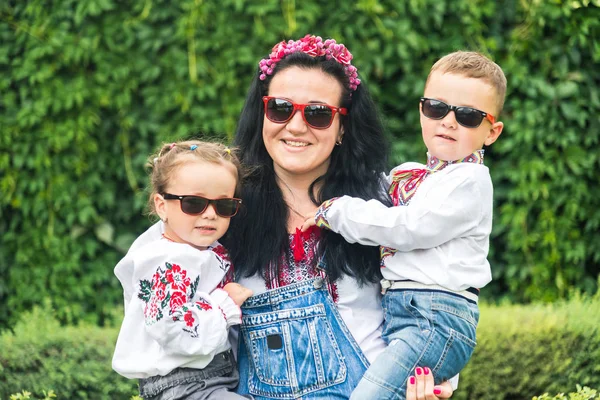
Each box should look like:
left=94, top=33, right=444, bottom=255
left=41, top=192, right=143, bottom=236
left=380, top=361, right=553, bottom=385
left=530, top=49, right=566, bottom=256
left=258, top=34, right=361, bottom=91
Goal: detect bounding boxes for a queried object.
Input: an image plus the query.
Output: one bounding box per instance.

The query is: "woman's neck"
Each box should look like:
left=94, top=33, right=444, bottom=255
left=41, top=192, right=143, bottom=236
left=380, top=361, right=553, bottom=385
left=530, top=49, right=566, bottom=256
left=274, top=169, right=323, bottom=232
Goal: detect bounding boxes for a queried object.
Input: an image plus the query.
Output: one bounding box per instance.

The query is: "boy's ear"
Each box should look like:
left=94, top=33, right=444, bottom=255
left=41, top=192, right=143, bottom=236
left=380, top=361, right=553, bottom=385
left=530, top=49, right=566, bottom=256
left=154, top=193, right=167, bottom=222
left=484, top=121, right=504, bottom=146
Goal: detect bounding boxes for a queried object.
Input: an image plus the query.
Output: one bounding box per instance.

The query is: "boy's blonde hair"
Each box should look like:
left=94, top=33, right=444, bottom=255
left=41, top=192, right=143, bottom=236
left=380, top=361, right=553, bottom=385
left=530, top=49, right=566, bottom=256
left=146, top=140, right=243, bottom=216
left=425, top=51, right=507, bottom=116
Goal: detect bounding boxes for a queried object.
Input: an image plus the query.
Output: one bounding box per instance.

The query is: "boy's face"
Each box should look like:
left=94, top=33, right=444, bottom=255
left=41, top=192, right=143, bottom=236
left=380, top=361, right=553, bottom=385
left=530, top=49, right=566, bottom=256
left=420, top=71, right=503, bottom=161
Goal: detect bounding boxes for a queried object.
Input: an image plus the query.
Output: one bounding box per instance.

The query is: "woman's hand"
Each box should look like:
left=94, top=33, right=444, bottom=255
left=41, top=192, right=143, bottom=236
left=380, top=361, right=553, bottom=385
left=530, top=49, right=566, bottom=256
left=406, top=367, right=453, bottom=399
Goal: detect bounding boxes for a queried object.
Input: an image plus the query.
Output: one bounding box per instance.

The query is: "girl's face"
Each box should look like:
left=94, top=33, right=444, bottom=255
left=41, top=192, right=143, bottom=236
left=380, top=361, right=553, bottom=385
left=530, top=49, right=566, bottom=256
left=263, top=66, right=344, bottom=181
left=155, top=160, right=237, bottom=250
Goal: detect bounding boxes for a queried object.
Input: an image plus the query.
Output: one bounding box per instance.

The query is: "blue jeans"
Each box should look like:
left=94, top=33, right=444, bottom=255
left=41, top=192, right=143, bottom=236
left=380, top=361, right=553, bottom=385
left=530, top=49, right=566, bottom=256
left=351, top=289, right=479, bottom=400
left=236, top=278, right=370, bottom=399
left=139, top=350, right=251, bottom=400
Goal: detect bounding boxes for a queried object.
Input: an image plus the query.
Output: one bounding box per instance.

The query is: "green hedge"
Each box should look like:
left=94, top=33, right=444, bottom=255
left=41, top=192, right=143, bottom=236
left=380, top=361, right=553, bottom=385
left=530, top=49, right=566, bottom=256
left=453, top=290, right=600, bottom=399
left=1, top=0, right=599, bottom=328
left=0, top=302, right=137, bottom=400
left=1, top=294, right=599, bottom=400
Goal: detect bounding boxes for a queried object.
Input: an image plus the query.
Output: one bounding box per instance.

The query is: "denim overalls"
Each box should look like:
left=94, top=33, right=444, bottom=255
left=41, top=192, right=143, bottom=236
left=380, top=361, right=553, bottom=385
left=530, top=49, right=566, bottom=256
left=236, top=276, right=369, bottom=399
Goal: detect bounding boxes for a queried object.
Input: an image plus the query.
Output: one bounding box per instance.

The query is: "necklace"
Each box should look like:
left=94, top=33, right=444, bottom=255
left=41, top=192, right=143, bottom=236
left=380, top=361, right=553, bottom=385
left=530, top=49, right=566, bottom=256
left=288, top=204, right=307, bottom=219
left=162, top=233, right=176, bottom=242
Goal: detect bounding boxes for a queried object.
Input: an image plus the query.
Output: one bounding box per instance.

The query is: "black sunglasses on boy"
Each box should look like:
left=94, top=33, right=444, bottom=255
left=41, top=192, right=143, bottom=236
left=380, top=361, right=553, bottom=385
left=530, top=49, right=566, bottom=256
left=420, top=97, right=495, bottom=128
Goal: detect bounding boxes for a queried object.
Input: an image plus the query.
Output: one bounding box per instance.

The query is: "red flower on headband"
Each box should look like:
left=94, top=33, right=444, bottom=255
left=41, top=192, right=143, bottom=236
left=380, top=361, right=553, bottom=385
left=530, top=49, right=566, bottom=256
left=330, top=45, right=353, bottom=65
left=299, top=35, right=325, bottom=57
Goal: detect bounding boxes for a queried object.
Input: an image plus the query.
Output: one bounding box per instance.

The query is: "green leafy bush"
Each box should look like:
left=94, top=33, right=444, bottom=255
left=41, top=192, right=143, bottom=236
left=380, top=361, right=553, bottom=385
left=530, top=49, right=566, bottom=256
left=454, top=291, right=600, bottom=399
left=1, top=0, right=599, bottom=329
left=533, top=386, right=598, bottom=400
left=0, top=303, right=137, bottom=400
left=2, top=295, right=599, bottom=399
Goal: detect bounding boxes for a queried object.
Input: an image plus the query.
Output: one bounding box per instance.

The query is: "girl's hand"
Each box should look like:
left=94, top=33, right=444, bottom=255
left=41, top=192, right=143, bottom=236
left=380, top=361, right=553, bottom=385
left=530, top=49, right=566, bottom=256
left=222, top=282, right=253, bottom=306
left=300, top=212, right=318, bottom=232
left=406, top=367, right=453, bottom=399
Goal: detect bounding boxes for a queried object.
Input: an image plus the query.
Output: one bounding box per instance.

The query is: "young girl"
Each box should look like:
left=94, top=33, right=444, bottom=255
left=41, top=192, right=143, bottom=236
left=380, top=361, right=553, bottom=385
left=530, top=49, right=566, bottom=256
left=112, top=140, right=253, bottom=400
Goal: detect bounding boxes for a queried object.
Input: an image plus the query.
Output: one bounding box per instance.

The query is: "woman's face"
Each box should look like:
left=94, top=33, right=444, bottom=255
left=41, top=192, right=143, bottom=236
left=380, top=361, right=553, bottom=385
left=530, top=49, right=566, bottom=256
left=263, top=66, right=344, bottom=180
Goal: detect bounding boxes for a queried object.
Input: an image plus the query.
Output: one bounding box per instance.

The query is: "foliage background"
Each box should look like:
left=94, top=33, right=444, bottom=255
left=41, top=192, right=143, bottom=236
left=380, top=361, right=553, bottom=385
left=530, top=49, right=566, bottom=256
left=1, top=0, right=599, bottom=330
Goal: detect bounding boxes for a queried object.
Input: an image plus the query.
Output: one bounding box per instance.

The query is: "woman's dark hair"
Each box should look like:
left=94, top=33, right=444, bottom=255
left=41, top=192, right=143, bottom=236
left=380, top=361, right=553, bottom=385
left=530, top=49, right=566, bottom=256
left=223, top=50, right=391, bottom=284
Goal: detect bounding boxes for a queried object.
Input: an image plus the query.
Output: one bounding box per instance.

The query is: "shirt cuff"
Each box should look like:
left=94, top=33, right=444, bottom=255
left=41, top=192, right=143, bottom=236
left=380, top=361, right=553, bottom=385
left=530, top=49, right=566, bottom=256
left=315, top=197, right=341, bottom=230
left=210, top=289, right=242, bottom=329
left=449, top=373, right=459, bottom=390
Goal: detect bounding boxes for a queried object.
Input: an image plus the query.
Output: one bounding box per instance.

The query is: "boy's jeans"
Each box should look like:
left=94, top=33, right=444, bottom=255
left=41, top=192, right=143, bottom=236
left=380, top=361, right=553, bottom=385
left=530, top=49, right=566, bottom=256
left=351, top=289, right=479, bottom=400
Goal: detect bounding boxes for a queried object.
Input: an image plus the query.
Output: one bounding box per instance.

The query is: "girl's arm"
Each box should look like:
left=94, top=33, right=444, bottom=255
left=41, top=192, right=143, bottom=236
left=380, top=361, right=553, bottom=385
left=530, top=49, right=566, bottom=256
left=134, top=246, right=242, bottom=357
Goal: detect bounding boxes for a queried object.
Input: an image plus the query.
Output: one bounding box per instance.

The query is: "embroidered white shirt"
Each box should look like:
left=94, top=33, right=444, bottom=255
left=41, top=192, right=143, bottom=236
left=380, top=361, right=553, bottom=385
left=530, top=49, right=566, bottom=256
left=319, top=162, right=493, bottom=291
left=112, top=237, right=241, bottom=379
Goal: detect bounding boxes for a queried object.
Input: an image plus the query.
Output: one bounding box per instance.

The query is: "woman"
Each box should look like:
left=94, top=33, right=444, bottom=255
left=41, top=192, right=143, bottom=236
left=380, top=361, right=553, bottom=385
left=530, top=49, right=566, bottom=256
left=224, top=35, right=454, bottom=399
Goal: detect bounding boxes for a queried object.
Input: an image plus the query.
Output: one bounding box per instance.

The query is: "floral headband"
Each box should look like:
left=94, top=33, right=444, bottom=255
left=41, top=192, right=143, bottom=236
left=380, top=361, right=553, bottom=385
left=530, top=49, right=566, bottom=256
left=258, top=35, right=361, bottom=91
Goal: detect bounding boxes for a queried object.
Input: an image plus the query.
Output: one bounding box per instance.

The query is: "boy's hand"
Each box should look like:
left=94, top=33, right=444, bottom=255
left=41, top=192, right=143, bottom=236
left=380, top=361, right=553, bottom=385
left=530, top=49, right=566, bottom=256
left=223, top=282, right=253, bottom=306
left=300, top=212, right=318, bottom=232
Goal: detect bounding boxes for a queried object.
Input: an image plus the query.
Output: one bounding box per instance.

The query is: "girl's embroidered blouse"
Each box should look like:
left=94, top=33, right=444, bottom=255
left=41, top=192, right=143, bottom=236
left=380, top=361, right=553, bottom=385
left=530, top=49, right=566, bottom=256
left=112, top=238, right=240, bottom=379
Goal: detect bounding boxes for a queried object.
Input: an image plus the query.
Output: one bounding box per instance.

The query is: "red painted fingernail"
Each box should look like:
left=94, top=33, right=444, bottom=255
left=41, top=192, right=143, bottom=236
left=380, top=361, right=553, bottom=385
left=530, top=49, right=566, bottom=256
left=434, top=388, right=442, bottom=395
left=424, top=367, right=430, bottom=375
left=415, top=367, right=423, bottom=375
left=410, top=377, right=416, bottom=385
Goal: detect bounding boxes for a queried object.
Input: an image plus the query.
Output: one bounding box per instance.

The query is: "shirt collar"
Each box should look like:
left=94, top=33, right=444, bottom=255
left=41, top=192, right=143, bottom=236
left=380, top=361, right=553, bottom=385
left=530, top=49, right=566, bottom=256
left=426, top=149, right=485, bottom=172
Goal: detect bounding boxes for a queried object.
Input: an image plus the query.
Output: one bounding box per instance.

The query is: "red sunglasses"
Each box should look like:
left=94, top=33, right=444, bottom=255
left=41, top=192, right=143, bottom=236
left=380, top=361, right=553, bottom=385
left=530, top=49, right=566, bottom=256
left=263, top=96, right=347, bottom=129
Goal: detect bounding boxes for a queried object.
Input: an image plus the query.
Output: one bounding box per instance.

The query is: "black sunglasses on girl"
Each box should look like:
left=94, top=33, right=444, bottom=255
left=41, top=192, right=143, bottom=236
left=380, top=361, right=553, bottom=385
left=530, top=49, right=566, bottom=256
left=162, top=193, right=242, bottom=218
left=420, top=97, right=496, bottom=128
left=263, top=96, right=347, bottom=129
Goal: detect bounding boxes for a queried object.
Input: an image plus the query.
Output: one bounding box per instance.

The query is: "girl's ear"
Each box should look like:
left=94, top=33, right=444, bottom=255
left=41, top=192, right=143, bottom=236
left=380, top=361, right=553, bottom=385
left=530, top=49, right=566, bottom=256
left=154, top=193, right=167, bottom=222
left=484, top=121, right=504, bottom=146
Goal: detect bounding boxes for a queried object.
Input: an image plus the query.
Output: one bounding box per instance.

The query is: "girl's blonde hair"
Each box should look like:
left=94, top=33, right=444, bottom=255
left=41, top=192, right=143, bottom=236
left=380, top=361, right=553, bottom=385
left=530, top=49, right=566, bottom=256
left=146, top=140, right=243, bottom=216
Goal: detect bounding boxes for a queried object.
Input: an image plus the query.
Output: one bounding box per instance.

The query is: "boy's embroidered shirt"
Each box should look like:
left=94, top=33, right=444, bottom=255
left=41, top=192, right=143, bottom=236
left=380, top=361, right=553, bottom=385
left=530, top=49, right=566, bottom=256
left=112, top=239, right=240, bottom=379
left=389, top=150, right=485, bottom=206
left=315, top=152, right=493, bottom=292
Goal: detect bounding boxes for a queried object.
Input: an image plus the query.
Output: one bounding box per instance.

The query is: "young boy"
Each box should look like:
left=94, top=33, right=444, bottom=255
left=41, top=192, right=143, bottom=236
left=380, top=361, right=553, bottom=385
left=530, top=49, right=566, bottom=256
left=303, top=51, right=506, bottom=398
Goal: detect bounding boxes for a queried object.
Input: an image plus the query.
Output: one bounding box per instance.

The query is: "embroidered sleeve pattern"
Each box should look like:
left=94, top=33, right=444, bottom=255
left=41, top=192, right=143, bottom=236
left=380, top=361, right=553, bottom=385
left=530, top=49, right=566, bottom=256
left=315, top=197, right=340, bottom=230
left=210, top=244, right=234, bottom=288
left=139, top=262, right=216, bottom=338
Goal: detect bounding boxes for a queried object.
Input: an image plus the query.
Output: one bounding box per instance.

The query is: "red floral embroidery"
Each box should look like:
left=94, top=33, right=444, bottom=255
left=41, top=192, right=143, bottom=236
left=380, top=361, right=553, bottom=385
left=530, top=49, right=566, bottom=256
left=184, top=310, right=194, bottom=327
left=169, top=291, right=187, bottom=312
left=196, top=300, right=212, bottom=311
left=211, top=245, right=234, bottom=288
left=165, top=264, right=191, bottom=292
left=139, top=261, right=211, bottom=337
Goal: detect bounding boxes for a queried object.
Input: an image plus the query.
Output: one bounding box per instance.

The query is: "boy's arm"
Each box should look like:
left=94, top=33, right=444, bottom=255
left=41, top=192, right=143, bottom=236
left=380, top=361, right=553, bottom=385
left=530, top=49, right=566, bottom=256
left=315, top=173, right=486, bottom=251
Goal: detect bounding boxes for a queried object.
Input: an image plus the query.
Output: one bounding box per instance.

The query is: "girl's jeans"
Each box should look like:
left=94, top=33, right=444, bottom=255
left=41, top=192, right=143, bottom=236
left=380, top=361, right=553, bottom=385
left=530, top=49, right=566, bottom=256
left=351, top=289, right=479, bottom=400
left=139, top=350, right=250, bottom=400
left=236, top=278, right=369, bottom=399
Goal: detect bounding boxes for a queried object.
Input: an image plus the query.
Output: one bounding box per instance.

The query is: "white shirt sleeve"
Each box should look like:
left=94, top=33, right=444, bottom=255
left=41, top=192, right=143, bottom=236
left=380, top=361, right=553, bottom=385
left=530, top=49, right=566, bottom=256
left=318, top=173, right=484, bottom=252
left=132, top=244, right=241, bottom=357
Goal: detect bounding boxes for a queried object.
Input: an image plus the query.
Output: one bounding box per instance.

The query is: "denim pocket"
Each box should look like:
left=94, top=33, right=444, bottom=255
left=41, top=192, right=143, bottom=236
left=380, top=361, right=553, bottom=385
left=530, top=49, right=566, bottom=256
left=240, top=303, right=346, bottom=397
left=431, top=292, right=479, bottom=329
